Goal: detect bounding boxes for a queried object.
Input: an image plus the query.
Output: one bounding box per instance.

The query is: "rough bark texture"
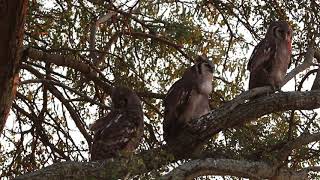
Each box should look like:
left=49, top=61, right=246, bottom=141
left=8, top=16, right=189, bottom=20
left=15, top=147, right=172, bottom=180
left=0, top=0, right=27, bottom=133
left=169, top=90, right=320, bottom=157
left=161, top=158, right=308, bottom=180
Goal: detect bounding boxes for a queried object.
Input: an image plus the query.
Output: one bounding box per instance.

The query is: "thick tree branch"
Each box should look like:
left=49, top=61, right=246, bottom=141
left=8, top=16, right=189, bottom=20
left=0, top=0, right=27, bottom=133
left=161, top=158, right=308, bottom=180
left=16, top=90, right=320, bottom=179
left=15, top=147, right=172, bottom=180
left=170, top=90, right=320, bottom=156
left=161, top=158, right=274, bottom=180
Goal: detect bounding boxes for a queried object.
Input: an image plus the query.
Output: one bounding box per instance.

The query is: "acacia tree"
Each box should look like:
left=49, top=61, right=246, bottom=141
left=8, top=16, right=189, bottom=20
left=1, top=0, right=320, bottom=179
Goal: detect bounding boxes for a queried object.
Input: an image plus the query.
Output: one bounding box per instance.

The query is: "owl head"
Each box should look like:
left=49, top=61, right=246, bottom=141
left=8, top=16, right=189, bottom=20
left=266, top=21, right=292, bottom=42
left=111, top=86, right=141, bottom=109
left=194, top=55, right=214, bottom=74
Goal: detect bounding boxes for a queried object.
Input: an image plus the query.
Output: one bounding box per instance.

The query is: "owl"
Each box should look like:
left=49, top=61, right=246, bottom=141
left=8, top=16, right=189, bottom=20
left=247, top=21, right=292, bottom=90
left=90, top=86, right=144, bottom=160
left=163, top=55, right=214, bottom=146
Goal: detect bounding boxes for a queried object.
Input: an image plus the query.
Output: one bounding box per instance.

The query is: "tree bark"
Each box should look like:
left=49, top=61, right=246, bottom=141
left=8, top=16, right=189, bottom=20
left=0, top=0, right=27, bottom=133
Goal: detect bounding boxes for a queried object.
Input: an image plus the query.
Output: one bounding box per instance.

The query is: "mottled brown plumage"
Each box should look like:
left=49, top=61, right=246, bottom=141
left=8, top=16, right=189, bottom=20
left=163, top=55, right=214, bottom=145
left=247, top=21, right=292, bottom=90
left=90, top=87, right=144, bottom=160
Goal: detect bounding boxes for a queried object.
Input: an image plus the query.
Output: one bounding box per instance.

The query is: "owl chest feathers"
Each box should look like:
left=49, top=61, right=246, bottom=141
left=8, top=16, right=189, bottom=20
left=270, top=41, right=291, bottom=84
left=179, top=73, right=212, bottom=122
left=197, top=72, right=213, bottom=95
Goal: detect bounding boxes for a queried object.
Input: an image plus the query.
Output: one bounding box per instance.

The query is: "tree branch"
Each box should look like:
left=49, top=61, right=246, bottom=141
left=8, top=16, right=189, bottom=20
left=22, top=64, right=93, bottom=145
left=12, top=102, right=70, bottom=160
left=26, top=47, right=113, bottom=93
left=15, top=147, right=172, bottom=180
left=16, top=90, right=320, bottom=179
left=0, top=0, right=27, bottom=133
left=25, top=47, right=165, bottom=99
left=20, top=78, right=110, bottom=109
left=161, top=158, right=308, bottom=180
left=161, top=158, right=274, bottom=180
left=170, top=90, right=320, bottom=156
left=276, top=132, right=320, bottom=163
left=283, top=46, right=315, bottom=85
left=122, top=31, right=193, bottom=61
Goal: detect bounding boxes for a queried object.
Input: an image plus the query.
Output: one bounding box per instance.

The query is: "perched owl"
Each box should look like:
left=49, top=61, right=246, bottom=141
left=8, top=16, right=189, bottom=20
left=90, top=86, right=144, bottom=161
left=163, top=55, right=214, bottom=145
left=247, top=21, right=292, bottom=90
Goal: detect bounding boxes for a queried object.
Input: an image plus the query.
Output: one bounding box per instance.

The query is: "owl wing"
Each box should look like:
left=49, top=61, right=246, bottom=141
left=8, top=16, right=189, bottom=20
left=163, top=78, right=193, bottom=139
left=247, top=39, right=276, bottom=72
left=89, top=110, right=120, bottom=133
left=90, top=110, right=142, bottom=160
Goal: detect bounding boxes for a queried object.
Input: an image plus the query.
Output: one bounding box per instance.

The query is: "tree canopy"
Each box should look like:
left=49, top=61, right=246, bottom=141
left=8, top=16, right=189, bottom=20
left=1, top=0, right=320, bottom=179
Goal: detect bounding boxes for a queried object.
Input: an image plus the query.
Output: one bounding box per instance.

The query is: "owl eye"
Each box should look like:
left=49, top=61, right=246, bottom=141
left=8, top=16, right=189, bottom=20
left=273, top=27, right=287, bottom=40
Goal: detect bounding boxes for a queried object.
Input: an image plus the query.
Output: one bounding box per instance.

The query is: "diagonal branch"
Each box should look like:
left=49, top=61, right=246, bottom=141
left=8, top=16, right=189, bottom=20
left=26, top=47, right=113, bottom=93
left=276, top=132, right=320, bottom=163
left=122, top=31, right=193, bottom=61
left=16, top=90, right=320, bottom=179
left=21, top=78, right=110, bottom=109
left=22, top=64, right=93, bottom=145
left=25, top=47, right=165, bottom=99
left=170, top=90, right=320, bottom=156
left=283, top=46, right=315, bottom=85
left=12, top=102, right=70, bottom=160
left=161, top=158, right=308, bottom=180
left=161, top=158, right=274, bottom=180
